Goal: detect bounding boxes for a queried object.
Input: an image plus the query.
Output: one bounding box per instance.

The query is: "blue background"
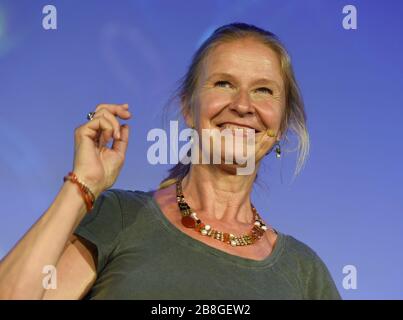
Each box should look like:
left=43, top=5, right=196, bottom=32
left=0, top=0, right=402, bottom=299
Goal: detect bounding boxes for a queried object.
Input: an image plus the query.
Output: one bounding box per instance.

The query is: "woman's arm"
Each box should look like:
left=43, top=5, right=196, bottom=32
left=0, top=182, right=96, bottom=299
left=42, top=234, right=97, bottom=300
left=0, top=103, right=130, bottom=299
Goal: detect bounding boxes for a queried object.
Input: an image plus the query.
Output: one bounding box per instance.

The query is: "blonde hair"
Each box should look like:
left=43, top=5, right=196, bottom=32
left=159, top=22, right=309, bottom=189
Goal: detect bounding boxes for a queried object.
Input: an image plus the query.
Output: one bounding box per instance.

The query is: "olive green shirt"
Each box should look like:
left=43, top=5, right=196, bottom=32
left=73, top=189, right=341, bottom=300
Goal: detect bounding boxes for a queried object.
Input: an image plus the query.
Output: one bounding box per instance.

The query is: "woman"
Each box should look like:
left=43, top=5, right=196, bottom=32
left=0, top=23, right=341, bottom=299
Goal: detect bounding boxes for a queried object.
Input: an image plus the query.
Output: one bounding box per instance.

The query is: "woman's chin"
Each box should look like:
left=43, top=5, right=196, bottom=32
left=216, top=151, right=259, bottom=174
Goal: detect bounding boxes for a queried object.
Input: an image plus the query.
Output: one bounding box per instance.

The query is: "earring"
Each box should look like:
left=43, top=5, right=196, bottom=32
left=265, top=129, right=281, bottom=158
left=275, top=143, right=281, bottom=158
left=265, top=142, right=281, bottom=158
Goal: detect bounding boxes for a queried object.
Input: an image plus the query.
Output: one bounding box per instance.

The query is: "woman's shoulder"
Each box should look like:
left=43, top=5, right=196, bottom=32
left=105, top=188, right=156, bottom=217
left=280, top=232, right=336, bottom=279
left=281, top=233, right=320, bottom=260
left=277, top=231, right=333, bottom=273
left=75, top=188, right=156, bottom=246
left=76, top=188, right=150, bottom=229
left=107, top=188, right=154, bottom=204
left=279, top=232, right=341, bottom=299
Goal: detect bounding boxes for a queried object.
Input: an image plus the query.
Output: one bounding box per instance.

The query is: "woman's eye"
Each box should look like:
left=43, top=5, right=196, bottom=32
left=215, top=80, right=232, bottom=88
left=256, top=87, right=273, bottom=95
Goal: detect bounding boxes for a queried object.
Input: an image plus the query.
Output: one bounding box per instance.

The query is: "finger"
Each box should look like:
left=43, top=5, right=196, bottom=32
left=112, top=123, right=130, bottom=156
left=94, top=104, right=132, bottom=139
left=95, top=103, right=130, bottom=119
left=84, top=116, right=114, bottom=147
left=98, top=119, right=113, bottom=148
left=92, top=110, right=131, bottom=140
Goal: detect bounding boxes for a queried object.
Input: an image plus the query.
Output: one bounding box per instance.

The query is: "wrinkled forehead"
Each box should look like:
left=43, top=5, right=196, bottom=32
left=201, top=39, right=284, bottom=87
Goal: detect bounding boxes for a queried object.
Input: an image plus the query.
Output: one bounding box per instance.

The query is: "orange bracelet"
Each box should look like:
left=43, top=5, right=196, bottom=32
left=63, top=172, right=95, bottom=212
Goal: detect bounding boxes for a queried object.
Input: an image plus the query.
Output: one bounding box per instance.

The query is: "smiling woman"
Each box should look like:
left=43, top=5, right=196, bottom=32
left=0, top=22, right=340, bottom=300
left=161, top=23, right=309, bottom=186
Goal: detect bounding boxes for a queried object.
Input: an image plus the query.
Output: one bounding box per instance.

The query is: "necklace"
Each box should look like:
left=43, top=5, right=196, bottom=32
left=176, top=179, right=275, bottom=247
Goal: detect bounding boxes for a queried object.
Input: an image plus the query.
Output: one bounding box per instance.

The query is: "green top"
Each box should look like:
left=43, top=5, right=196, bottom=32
left=73, top=189, right=341, bottom=300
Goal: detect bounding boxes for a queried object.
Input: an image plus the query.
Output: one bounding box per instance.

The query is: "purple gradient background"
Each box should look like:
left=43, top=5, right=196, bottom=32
left=0, top=0, right=402, bottom=299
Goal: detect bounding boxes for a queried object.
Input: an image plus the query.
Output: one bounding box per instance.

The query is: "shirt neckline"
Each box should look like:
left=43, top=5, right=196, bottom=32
left=144, top=190, right=285, bottom=268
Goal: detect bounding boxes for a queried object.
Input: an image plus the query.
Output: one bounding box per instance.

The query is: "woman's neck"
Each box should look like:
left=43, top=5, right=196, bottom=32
left=180, top=164, right=258, bottom=227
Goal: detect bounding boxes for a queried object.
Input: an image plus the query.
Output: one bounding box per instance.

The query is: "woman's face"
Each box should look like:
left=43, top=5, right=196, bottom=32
left=190, top=37, right=286, bottom=173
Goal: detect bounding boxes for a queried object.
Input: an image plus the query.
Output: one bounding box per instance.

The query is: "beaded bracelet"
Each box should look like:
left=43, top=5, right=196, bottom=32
left=63, top=172, right=95, bottom=212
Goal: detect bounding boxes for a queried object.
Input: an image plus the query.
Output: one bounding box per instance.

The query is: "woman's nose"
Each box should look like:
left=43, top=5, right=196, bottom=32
left=229, top=90, right=255, bottom=116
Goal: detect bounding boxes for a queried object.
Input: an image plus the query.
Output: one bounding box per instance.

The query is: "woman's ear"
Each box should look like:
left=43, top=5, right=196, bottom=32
left=277, top=127, right=285, bottom=142
left=276, top=131, right=282, bottom=142
left=277, top=116, right=286, bottom=141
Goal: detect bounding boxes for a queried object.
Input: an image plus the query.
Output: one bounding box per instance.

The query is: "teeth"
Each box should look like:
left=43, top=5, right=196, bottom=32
left=219, top=124, right=255, bottom=131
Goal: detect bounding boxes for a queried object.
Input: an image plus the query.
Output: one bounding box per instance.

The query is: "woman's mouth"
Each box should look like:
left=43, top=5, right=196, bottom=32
left=217, top=122, right=261, bottom=133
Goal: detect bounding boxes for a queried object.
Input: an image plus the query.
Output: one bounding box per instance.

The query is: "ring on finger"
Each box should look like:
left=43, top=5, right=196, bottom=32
left=87, top=111, right=96, bottom=121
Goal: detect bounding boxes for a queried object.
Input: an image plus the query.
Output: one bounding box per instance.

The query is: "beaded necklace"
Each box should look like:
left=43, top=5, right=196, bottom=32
left=176, top=179, right=275, bottom=247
